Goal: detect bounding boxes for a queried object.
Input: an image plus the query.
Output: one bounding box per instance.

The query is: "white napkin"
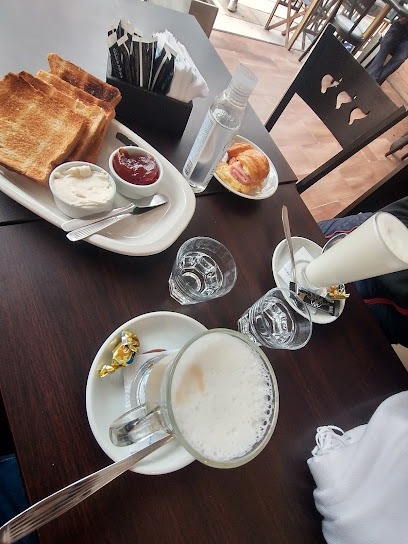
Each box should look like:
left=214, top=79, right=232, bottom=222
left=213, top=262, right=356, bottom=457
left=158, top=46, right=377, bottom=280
left=278, top=246, right=326, bottom=313
left=308, top=391, right=408, bottom=544
left=155, top=30, right=209, bottom=102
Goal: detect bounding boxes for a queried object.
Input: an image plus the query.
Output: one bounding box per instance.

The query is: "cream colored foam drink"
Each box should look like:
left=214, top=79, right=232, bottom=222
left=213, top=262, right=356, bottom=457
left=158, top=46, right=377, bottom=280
left=305, top=212, right=408, bottom=288
left=145, top=333, right=274, bottom=463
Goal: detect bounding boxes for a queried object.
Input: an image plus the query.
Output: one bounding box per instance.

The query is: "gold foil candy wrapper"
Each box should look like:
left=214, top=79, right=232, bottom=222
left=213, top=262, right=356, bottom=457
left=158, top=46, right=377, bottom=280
left=98, top=330, right=140, bottom=377
left=121, top=330, right=140, bottom=353
left=327, top=284, right=350, bottom=300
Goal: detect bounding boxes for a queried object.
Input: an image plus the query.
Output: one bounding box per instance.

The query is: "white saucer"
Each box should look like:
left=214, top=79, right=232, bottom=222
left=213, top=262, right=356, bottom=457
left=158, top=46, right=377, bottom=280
left=213, top=135, right=279, bottom=200
left=271, top=237, right=345, bottom=325
left=86, top=311, right=207, bottom=475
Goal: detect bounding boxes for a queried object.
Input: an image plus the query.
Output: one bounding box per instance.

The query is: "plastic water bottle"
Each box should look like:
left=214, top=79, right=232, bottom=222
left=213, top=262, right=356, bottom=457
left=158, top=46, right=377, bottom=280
left=182, top=63, right=258, bottom=193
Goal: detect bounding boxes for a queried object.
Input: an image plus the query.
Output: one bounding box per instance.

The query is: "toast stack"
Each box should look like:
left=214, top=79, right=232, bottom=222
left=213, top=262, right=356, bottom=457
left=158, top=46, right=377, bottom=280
left=0, top=54, right=121, bottom=185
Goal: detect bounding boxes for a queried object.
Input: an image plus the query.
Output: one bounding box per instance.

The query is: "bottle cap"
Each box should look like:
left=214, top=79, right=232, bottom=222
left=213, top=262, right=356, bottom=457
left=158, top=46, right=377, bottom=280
left=227, top=63, right=258, bottom=105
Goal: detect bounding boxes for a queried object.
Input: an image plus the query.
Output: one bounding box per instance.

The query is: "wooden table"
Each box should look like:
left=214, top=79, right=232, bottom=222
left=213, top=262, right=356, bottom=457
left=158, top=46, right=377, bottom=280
left=1, top=2, right=408, bottom=544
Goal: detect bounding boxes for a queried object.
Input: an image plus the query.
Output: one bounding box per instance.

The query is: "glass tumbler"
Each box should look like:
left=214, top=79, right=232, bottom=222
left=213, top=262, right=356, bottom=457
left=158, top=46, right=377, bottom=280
left=169, top=237, right=237, bottom=304
left=238, top=287, right=312, bottom=350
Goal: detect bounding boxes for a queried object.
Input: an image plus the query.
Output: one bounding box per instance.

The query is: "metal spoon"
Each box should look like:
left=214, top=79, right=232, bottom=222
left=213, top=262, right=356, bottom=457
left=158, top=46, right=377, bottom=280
left=281, top=205, right=298, bottom=293
left=61, top=193, right=168, bottom=232
left=66, top=196, right=168, bottom=241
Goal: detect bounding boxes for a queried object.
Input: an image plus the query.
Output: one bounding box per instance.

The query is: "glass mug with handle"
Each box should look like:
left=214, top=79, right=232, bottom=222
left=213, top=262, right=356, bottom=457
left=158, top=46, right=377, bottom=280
left=110, top=329, right=279, bottom=469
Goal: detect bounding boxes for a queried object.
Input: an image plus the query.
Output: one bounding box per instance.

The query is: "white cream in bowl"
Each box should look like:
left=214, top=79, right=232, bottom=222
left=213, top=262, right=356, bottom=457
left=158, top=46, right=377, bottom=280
left=50, top=162, right=116, bottom=219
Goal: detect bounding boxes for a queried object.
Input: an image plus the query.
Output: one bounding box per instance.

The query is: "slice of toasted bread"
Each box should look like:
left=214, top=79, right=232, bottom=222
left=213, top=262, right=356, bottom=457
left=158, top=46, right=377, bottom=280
left=36, top=70, right=114, bottom=116
left=19, top=71, right=107, bottom=162
left=37, top=70, right=115, bottom=162
left=0, top=73, right=85, bottom=185
left=48, top=53, right=121, bottom=107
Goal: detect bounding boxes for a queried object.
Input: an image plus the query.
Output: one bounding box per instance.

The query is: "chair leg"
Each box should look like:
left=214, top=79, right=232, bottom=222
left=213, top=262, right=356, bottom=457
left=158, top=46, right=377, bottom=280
left=265, top=0, right=282, bottom=30
left=385, top=131, right=408, bottom=157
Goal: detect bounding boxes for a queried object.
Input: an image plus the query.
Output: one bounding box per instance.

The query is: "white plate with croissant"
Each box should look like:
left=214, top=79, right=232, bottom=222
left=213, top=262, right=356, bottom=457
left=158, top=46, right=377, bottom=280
left=214, top=135, right=278, bottom=200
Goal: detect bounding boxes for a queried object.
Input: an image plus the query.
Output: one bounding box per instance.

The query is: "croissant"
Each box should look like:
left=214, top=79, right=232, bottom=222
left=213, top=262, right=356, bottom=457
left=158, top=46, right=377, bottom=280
left=215, top=144, right=270, bottom=194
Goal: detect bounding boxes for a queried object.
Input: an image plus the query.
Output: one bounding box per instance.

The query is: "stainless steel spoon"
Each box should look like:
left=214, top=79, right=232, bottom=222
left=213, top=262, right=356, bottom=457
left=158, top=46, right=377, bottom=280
left=66, top=196, right=168, bottom=241
left=281, top=205, right=298, bottom=293
left=61, top=193, right=168, bottom=232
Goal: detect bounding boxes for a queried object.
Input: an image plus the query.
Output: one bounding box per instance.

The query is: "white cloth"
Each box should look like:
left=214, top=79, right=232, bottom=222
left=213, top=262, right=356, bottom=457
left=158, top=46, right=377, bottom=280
left=308, top=391, right=408, bottom=544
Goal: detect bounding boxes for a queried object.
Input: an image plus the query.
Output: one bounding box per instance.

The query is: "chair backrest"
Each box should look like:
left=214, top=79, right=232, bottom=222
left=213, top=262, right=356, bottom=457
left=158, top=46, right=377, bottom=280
left=341, top=0, right=375, bottom=19
left=265, top=24, right=408, bottom=193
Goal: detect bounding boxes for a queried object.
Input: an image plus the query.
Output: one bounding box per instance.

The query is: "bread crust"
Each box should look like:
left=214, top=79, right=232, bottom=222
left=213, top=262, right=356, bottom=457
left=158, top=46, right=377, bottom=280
left=48, top=53, right=121, bottom=107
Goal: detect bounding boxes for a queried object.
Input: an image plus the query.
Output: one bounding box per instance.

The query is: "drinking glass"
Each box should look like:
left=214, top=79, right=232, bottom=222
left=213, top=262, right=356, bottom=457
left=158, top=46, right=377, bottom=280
left=304, top=212, right=408, bottom=288
left=169, top=237, right=237, bottom=304
left=238, top=288, right=312, bottom=350
left=109, top=329, right=279, bottom=469
left=322, top=232, right=348, bottom=253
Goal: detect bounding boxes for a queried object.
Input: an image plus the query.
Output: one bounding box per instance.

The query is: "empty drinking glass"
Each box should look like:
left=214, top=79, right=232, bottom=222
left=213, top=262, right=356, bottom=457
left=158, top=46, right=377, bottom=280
left=238, top=288, right=312, bottom=350
left=169, top=237, right=237, bottom=304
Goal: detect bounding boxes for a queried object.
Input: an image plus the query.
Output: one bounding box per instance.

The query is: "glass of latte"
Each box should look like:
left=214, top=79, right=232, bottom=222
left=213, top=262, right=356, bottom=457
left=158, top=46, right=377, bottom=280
left=109, top=329, right=279, bottom=468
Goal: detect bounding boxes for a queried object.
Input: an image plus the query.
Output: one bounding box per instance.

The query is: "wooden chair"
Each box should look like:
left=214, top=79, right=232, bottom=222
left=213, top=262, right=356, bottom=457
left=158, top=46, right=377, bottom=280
left=264, top=0, right=311, bottom=47
left=265, top=24, right=408, bottom=194
left=297, top=0, right=383, bottom=59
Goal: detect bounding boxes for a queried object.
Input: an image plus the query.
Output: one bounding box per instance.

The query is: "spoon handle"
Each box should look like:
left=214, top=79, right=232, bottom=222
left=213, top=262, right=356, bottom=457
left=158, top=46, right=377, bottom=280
left=0, top=434, right=173, bottom=544
left=61, top=202, right=135, bottom=231
left=66, top=213, right=133, bottom=241
left=281, top=205, right=297, bottom=291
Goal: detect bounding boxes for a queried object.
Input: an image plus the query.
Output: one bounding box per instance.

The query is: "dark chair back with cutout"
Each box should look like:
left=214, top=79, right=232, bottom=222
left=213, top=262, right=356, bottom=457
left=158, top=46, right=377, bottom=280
left=265, top=24, right=408, bottom=194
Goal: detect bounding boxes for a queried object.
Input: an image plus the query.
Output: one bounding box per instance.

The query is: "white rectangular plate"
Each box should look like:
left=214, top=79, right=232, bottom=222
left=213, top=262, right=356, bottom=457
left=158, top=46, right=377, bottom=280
left=0, top=119, right=196, bottom=256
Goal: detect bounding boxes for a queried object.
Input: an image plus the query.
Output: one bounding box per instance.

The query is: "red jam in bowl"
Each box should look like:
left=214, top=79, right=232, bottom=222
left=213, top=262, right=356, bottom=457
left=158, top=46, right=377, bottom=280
left=112, top=148, right=160, bottom=186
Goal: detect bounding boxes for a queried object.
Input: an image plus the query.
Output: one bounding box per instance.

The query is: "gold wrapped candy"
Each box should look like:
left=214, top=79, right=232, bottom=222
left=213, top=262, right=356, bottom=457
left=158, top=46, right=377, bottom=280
left=327, top=284, right=350, bottom=300
left=98, top=330, right=140, bottom=377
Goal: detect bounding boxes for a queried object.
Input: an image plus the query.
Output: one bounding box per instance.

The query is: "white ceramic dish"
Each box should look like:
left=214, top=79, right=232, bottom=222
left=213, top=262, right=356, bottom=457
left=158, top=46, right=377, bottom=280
left=272, top=236, right=345, bottom=325
left=108, top=146, right=163, bottom=199
left=49, top=161, right=116, bottom=219
left=86, top=311, right=207, bottom=475
left=213, top=135, right=279, bottom=200
left=0, top=119, right=195, bottom=256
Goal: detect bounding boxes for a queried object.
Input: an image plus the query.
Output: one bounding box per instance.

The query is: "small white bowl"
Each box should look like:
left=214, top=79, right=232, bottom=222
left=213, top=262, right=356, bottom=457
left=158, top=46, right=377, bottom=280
left=49, top=161, right=116, bottom=219
left=108, top=146, right=163, bottom=199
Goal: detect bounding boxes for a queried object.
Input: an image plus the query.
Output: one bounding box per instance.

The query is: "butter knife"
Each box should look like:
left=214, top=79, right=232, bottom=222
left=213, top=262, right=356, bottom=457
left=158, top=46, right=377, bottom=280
left=61, top=194, right=168, bottom=232
left=67, top=198, right=168, bottom=241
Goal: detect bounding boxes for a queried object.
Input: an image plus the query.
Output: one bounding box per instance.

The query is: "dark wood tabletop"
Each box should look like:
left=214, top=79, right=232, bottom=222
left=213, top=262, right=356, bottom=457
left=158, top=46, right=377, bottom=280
left=1, top=184, right=408, bottom=544
left=1, top=2, right=408, bottom=544
left=0, top=0, right=296, bottom=226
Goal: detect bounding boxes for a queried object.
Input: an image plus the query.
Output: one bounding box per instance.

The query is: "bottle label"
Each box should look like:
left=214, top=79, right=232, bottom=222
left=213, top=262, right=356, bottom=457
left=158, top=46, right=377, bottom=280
left=183, top=112, right=216, bottom=179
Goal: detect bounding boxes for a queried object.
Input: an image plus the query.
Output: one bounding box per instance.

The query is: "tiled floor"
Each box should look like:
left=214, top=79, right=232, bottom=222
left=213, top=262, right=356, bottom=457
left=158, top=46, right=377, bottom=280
left=212, top=0, right=309, bottom=49
left=210, top=28, right=408, bottom=222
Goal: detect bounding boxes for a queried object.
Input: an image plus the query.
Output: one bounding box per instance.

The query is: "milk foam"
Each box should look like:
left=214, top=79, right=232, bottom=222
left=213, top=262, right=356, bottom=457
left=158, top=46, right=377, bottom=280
left=171, top=333, right=274, bottom=463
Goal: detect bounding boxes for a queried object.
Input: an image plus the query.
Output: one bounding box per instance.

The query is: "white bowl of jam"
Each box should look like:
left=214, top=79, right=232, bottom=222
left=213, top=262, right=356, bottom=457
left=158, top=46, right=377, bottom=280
left=108, top=146, right=163, bottom=199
